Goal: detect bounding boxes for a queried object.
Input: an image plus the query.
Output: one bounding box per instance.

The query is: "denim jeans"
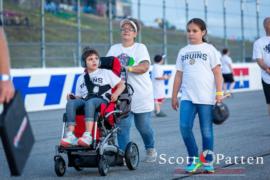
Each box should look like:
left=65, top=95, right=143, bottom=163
left=66, top=98, right=107, bottom=126
left=180, top=100, right=214, bottom=162
left=116, top=111, right=155, bottom=151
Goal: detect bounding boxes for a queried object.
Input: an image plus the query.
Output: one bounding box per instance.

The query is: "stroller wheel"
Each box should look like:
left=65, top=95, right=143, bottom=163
left=98, top=155, right=110, bottom=176
left=74, top=166, right=83, bottom=171
left=54, top=155, right=66, bottom=177
left=73, top=157, right=83, bottom=171
left=125, top=142, right=139, bottom=170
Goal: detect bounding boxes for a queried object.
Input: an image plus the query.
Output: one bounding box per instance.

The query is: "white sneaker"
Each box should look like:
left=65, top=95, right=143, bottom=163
left=78, top=132, right=92, bottom=147
left=143, top=148, right=157, bottom=163
left=60, top=131, right=77, bottom=147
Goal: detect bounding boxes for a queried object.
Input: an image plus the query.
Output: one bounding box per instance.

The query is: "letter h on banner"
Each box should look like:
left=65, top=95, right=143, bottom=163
left=12, top=75, right=66, bottom=106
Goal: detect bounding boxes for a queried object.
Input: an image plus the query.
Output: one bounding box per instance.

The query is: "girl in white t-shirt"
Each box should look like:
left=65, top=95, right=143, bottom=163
left=106, top=18, right=157, bottom=162
left=60, top=48, right=125, bottom=147
left=171, top=18, right=223, bottom=173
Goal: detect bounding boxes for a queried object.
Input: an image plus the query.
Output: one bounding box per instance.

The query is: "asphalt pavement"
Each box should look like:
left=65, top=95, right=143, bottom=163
left=1, top=90, right=270, bottom=180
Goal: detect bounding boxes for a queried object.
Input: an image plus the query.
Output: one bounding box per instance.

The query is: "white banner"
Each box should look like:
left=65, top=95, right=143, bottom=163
left=11, top=63, right=262, bottom=112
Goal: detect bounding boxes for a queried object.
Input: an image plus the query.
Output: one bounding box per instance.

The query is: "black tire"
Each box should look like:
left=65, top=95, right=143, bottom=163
left=54, top=156, right=66, bottom=177
left=74, top=166, right=83, bottom=171
left=73, top=158, right=83, bottom=171
left=98, top=155, right=110, bottom=176
left=125, top=142, right=139, bottom=170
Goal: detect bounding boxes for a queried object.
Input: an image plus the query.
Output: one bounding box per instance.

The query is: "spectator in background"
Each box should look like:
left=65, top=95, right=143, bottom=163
left=253, top=17, right=270, bottom=117
left=0, top=18, right=15, bottom=103
left=45, top=0, right=59, bottom=14
left=152, top=54, right=170, bottom=117
left=221, top=48, right=235, bottom=96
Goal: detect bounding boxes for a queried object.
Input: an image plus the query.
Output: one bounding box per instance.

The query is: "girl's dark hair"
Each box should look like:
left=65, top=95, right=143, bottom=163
left=222, top=48, right=229, bottom=55
left=187, top=18, right=207, bottom=42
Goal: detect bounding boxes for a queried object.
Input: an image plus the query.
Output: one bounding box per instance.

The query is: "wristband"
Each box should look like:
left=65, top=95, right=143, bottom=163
left=216, top=91, right=224, bottom=96
left=0, top=74, right=10, bottom=81
left=128, top=67, right=133, bottom=72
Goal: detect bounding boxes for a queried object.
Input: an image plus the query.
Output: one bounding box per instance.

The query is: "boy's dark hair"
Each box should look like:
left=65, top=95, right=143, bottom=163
left=187, top=18, right=207, bottom=42
left=154, top=54, right=163, bottom=63
left=222, top=48, right=229, bottom=55
left=81, top=47, right=100, bottom=67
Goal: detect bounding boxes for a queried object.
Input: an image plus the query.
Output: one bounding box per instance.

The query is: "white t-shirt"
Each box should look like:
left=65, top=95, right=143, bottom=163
left=176, top=43, right=221, bottom=105
left=107, top=43, right=154, bottom=113
left=221, top=55, right=233, bottom=74
left=252, top=36, right=270, bottom=84
left=152, top=64, right=165, bottom=99
left=75, top=69, right=121, bottom=101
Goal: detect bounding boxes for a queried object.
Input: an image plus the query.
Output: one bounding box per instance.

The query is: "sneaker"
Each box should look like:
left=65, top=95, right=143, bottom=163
left=203, top=165, right=215, bottom=173
left=143, top=148, right=157, bottom=163
left=224, top=92, right=232, bottom=98
left=156, top=111, right=167, bottom=117
left=185, top=157, right=202, bottom=173
left=60, top=131, right=78, bottom=147
left=78, top=132, right=92, bottom=147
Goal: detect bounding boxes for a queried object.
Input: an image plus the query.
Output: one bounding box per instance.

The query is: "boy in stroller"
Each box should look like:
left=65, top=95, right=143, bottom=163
left=54, top=47, right=139, bottom=176
left=60, top=47, right=125, bottom=147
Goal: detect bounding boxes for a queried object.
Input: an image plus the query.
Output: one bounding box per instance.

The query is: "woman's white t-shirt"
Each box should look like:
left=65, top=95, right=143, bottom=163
left=75, top=69, right=121, bottom=100
left=152, top=64, right=165, bottom=99
left=221, top=55, right=233, bottom=74
left=252, top=36, right=270, bottom=84
left=106, top=43, right=154, bottom=113
left=176, top=43, right=221, bottom=105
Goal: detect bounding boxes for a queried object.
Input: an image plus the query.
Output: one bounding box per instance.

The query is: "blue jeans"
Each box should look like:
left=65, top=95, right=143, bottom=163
left=66, top=98, right=107, bottom=126
left=180, top=100, right=214, bottom=162
left=116, top=112, right=155, bottom=151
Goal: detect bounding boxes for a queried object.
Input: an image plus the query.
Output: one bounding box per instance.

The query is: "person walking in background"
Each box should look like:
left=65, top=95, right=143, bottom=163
left=221, top=48, right=235, bottom=97
left=253, top=17, right=270, bottom=117
left=152, top=54, right=170, bottom=117
left=172, top=18, right=223, bottom=173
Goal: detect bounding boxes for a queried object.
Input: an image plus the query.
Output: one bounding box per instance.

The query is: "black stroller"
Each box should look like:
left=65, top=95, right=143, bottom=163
left=54, top=56, right=139, bottom=176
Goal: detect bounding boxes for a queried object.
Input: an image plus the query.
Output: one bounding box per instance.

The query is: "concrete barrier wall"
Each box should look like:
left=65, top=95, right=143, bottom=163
left=11, top=63, right=262, bottom=112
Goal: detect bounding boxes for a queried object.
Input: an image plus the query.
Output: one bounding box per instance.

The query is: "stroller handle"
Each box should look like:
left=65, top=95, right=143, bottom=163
left=105, top=110, right=122, bottom=119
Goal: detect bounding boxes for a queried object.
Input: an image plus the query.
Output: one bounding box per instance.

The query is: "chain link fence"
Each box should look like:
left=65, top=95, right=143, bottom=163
left=1, top=0, right=269, bottom=68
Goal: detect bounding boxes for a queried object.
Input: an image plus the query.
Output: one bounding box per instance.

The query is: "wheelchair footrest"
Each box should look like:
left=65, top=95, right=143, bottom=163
left=58, top=145, right=93, bottom=153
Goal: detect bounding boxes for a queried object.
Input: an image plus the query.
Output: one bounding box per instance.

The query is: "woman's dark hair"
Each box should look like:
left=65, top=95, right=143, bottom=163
left=127, top=17, right=141, bottom=33
left=121, top=17, right=141, bottom=42
left=187, top=18, right=207, bottom=42
left=222, top=48, right=229, bottom=55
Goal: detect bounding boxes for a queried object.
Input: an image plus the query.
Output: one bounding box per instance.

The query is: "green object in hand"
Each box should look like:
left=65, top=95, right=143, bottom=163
left=128, top=57, right=135, bottom=66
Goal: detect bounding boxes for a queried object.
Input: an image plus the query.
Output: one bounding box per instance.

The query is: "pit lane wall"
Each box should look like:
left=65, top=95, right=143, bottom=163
left=11, top=63, right=262, bottom=112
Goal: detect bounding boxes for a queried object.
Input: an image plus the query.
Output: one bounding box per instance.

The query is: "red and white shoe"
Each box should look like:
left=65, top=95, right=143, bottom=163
left=78, top=132, right=92, bottom=147
left=60, top=131, right=78, bottom=147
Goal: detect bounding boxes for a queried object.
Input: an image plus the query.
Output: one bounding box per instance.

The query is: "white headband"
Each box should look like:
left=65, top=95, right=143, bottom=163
left=120, top=19, right=137, bottom=32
